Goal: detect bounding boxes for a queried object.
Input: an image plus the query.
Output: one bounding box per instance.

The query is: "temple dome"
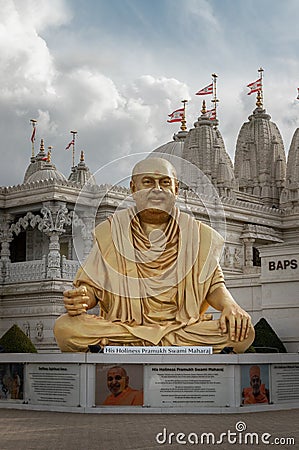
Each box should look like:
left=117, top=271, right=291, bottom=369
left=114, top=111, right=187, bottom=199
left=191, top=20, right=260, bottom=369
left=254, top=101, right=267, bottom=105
left=68, top=151, right=96, bottom=186
left=151, top=129, right=187, bottom=159
left=26, top=162, right=67, bottom=184
left=25, top=139, right=67, bottom=184
left=149, top=130, right=187, bottom=184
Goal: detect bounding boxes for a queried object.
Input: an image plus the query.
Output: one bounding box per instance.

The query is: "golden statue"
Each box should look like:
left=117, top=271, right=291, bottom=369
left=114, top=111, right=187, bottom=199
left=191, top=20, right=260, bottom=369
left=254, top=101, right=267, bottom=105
left=54, top=157, right=254, bottom=352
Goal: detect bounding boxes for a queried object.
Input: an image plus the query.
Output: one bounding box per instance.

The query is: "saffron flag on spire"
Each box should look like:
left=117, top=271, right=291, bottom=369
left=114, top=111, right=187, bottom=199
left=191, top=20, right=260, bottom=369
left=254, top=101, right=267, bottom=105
left=206, top=108, right=216, bottom=120
left=30, top=126, right=36, bottom=143
left=167, top=108, right=184, bottom=123
left=247, top=78, right=262, bottom=95
left=195, top=83, right=213, bottom=96
left=65, top=139, right=74, bottom=150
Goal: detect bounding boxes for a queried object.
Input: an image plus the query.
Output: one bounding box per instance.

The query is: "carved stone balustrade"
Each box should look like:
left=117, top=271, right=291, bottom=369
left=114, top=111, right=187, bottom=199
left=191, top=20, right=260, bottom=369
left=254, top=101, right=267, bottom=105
left=6, top=257, right=46, bottom=283
left=61, top=257, right=80, bottom=280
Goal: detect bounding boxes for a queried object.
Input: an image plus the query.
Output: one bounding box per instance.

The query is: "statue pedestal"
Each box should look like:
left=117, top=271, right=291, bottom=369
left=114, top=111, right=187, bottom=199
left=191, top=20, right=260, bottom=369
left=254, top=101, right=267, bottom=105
left=0, top=352, right=298, bottom=414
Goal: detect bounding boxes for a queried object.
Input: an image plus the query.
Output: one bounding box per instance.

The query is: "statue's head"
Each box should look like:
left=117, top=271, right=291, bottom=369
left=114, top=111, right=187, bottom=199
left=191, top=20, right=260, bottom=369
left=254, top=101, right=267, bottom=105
left=130, top=157, right=179, bottom=223
left=107, top=366, right=129, bottom=397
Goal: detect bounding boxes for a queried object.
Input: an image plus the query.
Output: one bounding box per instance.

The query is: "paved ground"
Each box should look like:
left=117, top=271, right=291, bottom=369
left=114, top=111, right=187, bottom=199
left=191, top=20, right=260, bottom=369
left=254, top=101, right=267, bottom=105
left=0, top=408, right=298, bottom=450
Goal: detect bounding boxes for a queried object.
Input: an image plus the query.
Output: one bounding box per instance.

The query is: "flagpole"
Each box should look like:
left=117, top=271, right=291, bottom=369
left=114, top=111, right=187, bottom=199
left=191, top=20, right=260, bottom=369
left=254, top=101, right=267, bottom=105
left=30, top=119, right=37, bottom=157
left=70, top=130, right=77, bottom=168
left=257, top=67, right=264, bottom=108
left=211, top=73, right=219, bottom=121
left=181, top=100, right=188, bottom=131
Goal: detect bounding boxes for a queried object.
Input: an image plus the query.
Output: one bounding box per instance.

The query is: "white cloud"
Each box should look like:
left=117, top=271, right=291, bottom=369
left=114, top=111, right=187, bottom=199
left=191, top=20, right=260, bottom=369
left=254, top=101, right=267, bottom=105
left=1, top=0, right=299, bottom=189
left=10, top=0, right=71, bottom=32
left=184, top=0, right=221, bottom=31
left=0, top=0, right=65, bottom=101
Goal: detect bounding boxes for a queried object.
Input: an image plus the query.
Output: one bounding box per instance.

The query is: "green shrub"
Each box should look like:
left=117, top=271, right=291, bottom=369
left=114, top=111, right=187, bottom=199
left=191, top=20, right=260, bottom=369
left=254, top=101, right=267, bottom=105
left=253, top=318, right=287, bottom=353
left=0, top=324, right=37, bottom=353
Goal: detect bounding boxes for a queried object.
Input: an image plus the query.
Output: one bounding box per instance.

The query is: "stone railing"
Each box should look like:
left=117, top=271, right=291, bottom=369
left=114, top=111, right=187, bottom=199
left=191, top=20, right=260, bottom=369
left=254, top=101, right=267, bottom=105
left=61, top=257, right=80, bottom=280
left=6, top=257, right=46, bottom=283
left=4, top=257, right=80, bottom=283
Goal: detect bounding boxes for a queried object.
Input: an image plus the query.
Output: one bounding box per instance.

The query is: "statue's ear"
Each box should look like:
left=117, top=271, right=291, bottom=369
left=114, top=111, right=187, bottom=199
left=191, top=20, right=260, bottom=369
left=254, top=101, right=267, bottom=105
left=130, top=180, right=136, bottom=193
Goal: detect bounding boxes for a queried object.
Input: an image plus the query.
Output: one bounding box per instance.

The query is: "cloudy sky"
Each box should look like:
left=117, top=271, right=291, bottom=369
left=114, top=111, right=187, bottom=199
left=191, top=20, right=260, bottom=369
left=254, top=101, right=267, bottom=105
left=1, top=0, right=299, bottom=187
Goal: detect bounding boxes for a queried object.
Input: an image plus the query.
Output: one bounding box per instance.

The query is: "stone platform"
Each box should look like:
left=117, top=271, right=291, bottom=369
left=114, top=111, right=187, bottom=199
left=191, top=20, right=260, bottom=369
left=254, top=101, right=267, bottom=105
left=0, top=352, right=298, bottom=414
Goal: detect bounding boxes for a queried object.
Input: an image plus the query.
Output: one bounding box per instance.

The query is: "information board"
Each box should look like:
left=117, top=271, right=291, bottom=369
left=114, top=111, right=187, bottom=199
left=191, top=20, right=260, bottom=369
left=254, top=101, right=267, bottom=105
left=271, top=363, right=299, bottom=403
left=26, top=363, right=80, bottom=406
left=144, top=364, right=234, bottom=407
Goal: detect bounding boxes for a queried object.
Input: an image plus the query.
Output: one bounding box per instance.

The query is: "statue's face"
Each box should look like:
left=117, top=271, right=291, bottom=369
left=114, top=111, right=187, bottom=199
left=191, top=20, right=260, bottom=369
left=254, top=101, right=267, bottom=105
left=131, top=160, right=178, bottom=219
left=107, top=367, right=128, bottom=397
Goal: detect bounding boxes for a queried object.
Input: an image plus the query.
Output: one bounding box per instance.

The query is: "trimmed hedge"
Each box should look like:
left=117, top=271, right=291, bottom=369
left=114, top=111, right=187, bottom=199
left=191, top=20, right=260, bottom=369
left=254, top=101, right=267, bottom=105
left=252, top=318, right=287, bottom=353
left=0, top=324, right=37, bottom=353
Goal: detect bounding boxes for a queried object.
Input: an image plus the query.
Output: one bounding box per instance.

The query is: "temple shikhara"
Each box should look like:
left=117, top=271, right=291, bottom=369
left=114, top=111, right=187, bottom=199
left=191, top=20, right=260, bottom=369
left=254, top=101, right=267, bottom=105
left=1, top=74, right=299, bottom=352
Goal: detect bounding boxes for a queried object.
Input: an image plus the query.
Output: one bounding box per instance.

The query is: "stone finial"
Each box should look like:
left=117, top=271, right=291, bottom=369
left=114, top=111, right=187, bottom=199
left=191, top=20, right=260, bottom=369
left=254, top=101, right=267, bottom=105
left=256, top=90, right=263, bottom=108
left=201, top=100, right=207, bottom=115
left=40, top=139, right=45, bottom=153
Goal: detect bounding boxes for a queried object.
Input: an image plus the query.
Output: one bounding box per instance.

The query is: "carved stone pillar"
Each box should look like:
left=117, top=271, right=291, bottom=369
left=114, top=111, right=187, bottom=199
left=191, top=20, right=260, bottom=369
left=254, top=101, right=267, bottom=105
left=0, top=214, right=14, bottom=282
left=40, top=201, right=68, bottom=279
left=47, top=231, right=61, bottom=278
left=82, top=216, right=95, bottom=260
left=243, top=238, right=255, bottom=268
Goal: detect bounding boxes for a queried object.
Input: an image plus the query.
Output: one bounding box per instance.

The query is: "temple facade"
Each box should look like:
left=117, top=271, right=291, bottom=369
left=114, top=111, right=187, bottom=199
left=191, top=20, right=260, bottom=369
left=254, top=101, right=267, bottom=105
left=1, top=98, right=299, bottom=352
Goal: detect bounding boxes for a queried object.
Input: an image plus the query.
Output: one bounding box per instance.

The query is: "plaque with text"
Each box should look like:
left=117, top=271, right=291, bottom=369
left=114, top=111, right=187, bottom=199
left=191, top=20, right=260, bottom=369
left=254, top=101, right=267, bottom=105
left=26, top=363, right=80, bottom=406
left=271, top=363, right=299, bottom=404
left=144, top=364, right=234, bottom=407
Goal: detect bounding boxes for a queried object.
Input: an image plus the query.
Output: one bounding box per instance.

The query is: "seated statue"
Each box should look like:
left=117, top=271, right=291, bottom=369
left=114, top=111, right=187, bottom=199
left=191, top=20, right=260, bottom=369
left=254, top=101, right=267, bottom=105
left=54, top=157, right=254, bottom=353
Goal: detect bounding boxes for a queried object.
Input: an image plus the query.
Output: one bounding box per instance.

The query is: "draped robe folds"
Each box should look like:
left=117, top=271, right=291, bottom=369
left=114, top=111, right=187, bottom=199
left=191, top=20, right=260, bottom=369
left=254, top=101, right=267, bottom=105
left=54, top=207, right=251, bottom=352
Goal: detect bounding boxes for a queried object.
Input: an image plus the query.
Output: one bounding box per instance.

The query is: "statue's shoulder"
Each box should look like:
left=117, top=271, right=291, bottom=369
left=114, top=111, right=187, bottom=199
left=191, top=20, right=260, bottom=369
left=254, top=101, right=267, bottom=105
left=180, top=211, right=224, bottom=245
left=93, top=209, right=131, bottom=247
left=179, top=211, right=210, bottom=234
left=94, top=218, right=111, bottom=236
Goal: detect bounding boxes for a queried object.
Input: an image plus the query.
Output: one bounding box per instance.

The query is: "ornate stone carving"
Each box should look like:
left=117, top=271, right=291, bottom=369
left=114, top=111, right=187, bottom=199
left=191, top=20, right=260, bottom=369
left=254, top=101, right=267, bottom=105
left=23, top=321, right=31, bottom=339
left=10, top=212, right=43, bottom=236
left=40, top=203, right=68, bottom=233
left=223, top=246, right=231, bottom=267
left=7, top=257, right=46, bottom=283
left=47, top=232, right=61, bottom=279
left=35, top=321, right=44, bottom=341
left=61, top=256, right=80, bottom=280
left=0, top=214, right=14, bottom=281
left=243, top=238, right=255, bottom=268
left=233, top=247, right=242, bottom=269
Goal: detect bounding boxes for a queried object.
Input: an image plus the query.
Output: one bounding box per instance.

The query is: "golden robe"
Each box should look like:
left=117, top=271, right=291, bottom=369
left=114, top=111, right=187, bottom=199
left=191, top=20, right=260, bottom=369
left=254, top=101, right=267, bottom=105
left=54, top=207, right=252, bottom=352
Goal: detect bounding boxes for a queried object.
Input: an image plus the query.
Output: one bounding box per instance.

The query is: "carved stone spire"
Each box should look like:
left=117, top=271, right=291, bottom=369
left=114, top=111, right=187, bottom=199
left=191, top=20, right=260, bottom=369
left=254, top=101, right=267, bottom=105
left=280, top=128, right=299, bottom=208
left=181, top=102, right=236, bottom=196
left=234, top=104, right=286, bottom=206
